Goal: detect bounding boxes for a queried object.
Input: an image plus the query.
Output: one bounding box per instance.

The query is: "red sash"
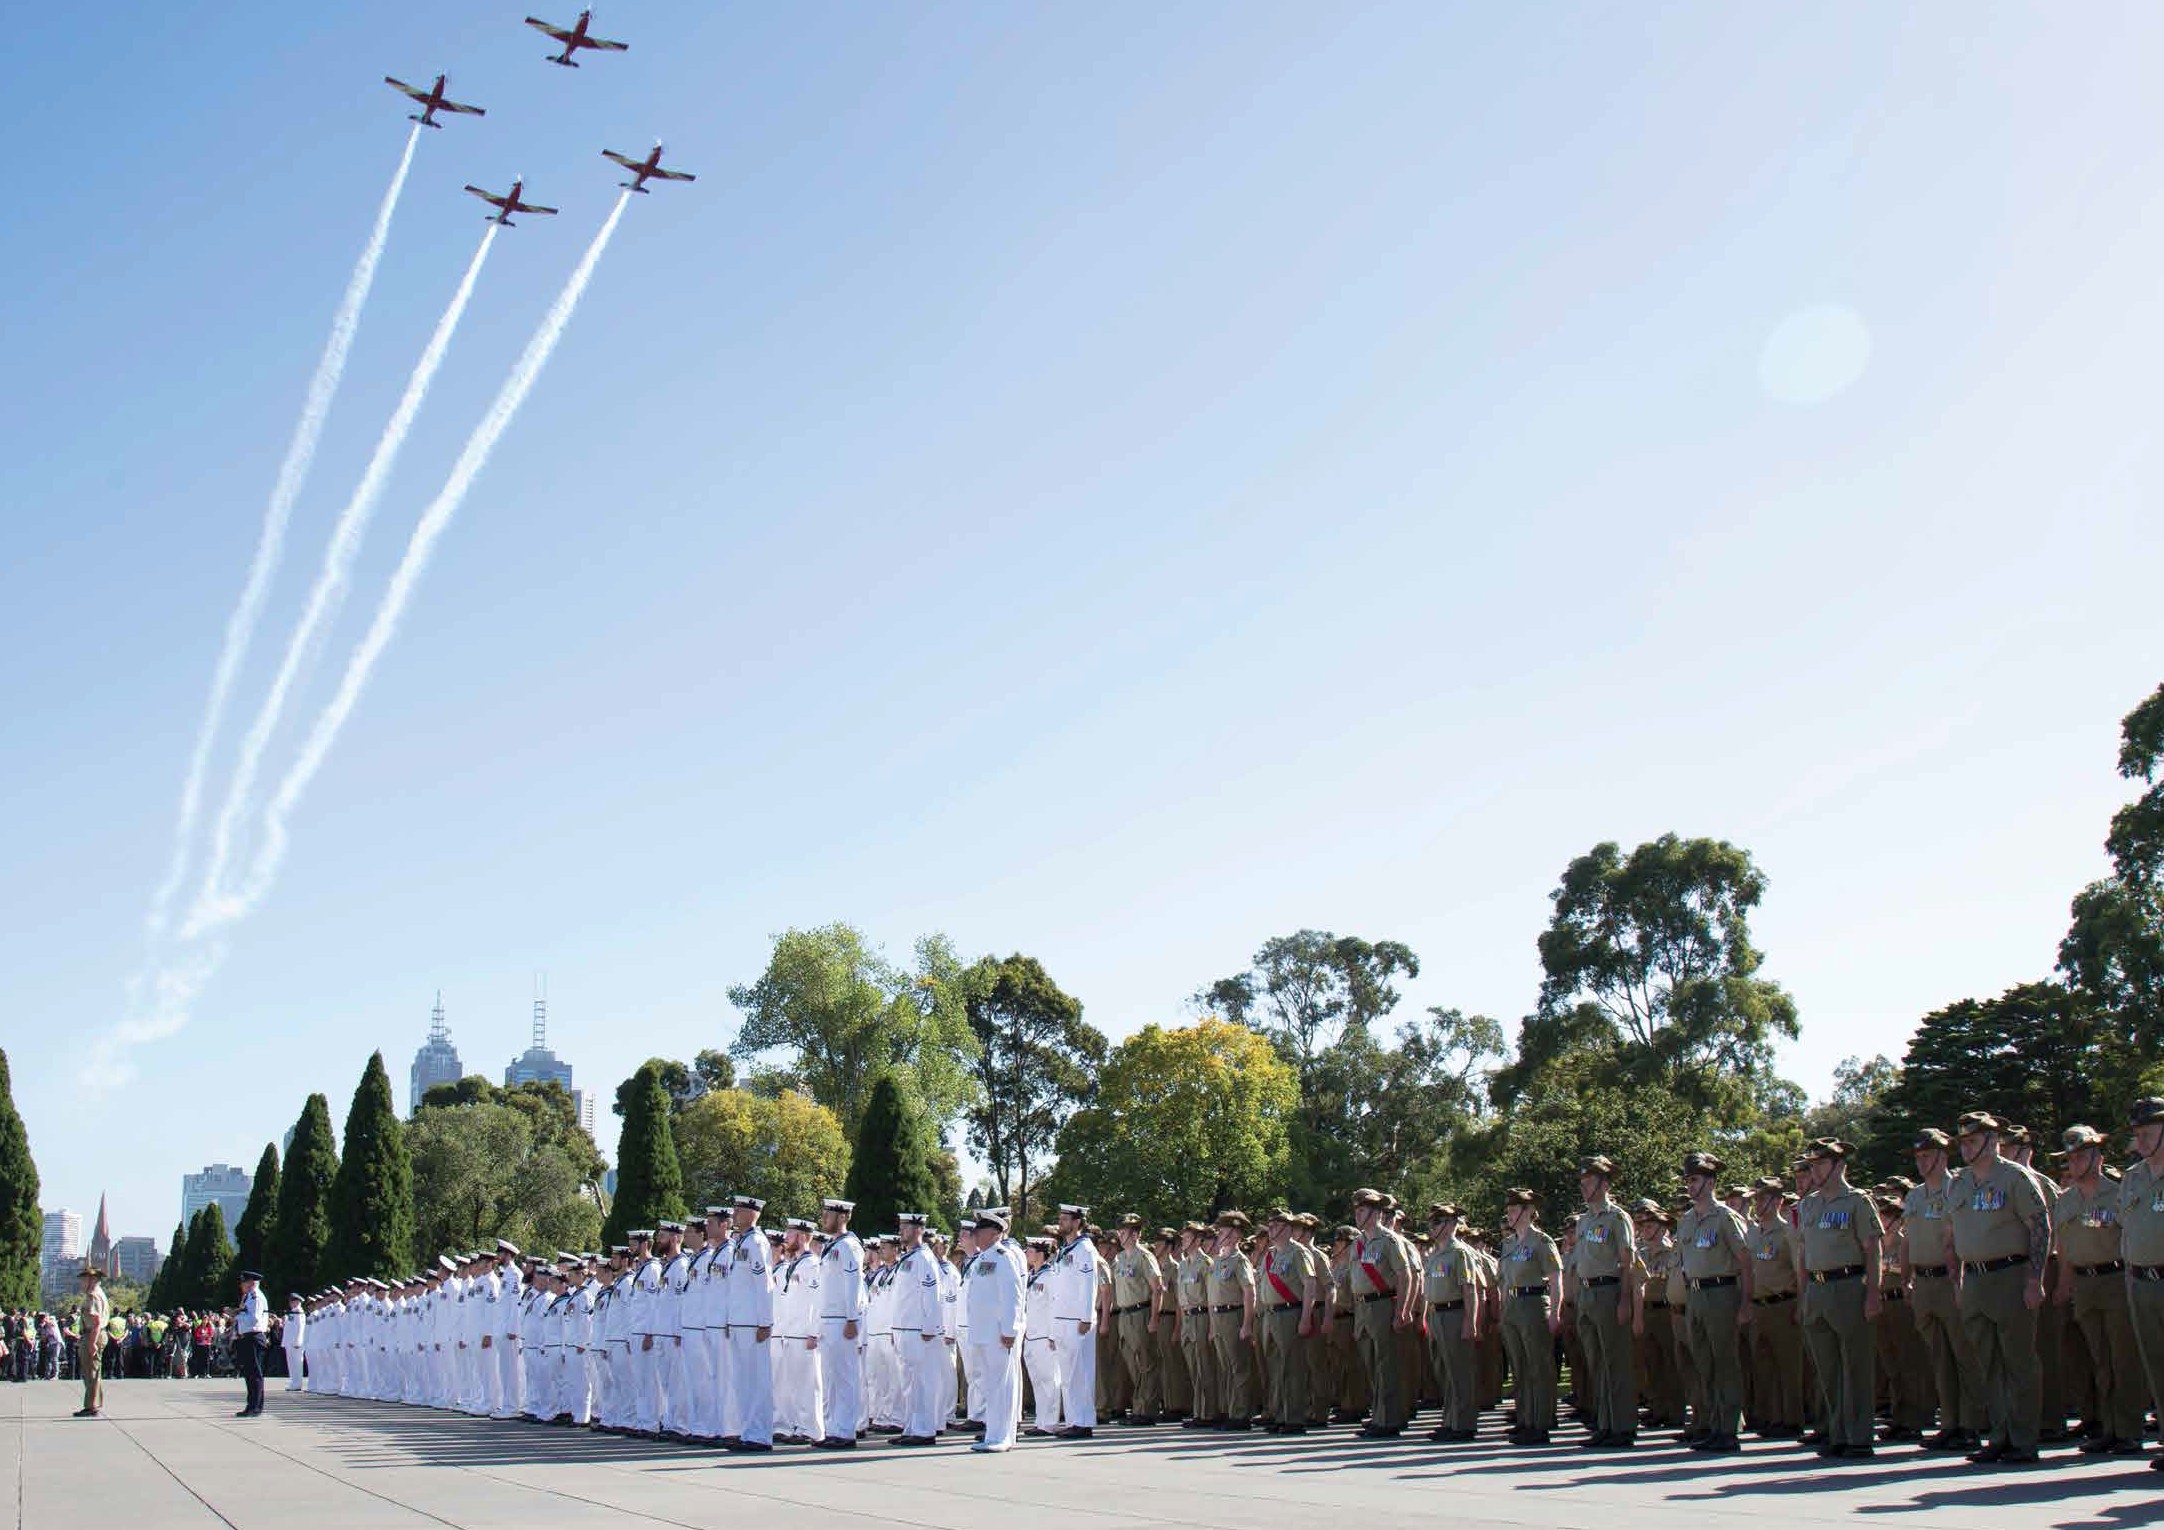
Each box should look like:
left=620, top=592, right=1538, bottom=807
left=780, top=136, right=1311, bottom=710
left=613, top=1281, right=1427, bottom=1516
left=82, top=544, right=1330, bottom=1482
left=1264, top=1266, right=1300, bottom=1305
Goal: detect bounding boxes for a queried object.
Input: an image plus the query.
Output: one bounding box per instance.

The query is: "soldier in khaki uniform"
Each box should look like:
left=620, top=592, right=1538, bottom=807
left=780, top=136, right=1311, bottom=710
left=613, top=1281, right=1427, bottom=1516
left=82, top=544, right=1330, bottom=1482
left=1904, top=1126, right=1983, bottom=1449
left=1385, top=1203, right=1428, bottom=1414
left=74, top=1265, right=110, bottom=1417
left=1566, top=1156, right=1640, bottom=1447
left=1948, top=1110, right=2049, bottom=1465
left=1287, top=1215, right=1333, bottom=1426
left=1107, top=1214, right=1164, bottom=1425
left=1676, top=1151, right=1753, bottom=1452
left=1631, top=1201, right=1685, bottom=1431
left=1423, top=1204, right=1484, bottom=1442
left=1498, top=1187, right=1563, bottom=1445
left=1256, top=1211, right=1322, bottom=1433
left=1744, top=1176, right=1803, bottom=1437
left=1346, top=1188, right=1413, bottom=1437
left=1150, top=1229, right=1189, bottom=1419
left=1874, top=1195, right=1931, bottom=1440
left=1324, top=1228, right=1366, bottom=1421
left=1173, top=1223, right=1217, bottom=1429
left=2051, top=1125, right=2143, bottom=1455
left=1794, top=1137, right=1883, bottom=1459
left=1204, top=1211, right=1256, bottom=1429
left=2118, top=1096, right=2164, bottom=1474
left=1472, top=1229, right=1506, bottom=1412
left=2003, top=1125, right=2070, bottom=1441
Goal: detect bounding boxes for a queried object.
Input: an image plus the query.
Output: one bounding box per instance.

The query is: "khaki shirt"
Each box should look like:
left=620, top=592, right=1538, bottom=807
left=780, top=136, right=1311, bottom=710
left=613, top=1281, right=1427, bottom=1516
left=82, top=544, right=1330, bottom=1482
left=1258, top=1245, right=1309, bottom=1308
left=1111, top=1246, right=1161, bottom=1308
left=1424, top=1237, right=1479, bottom=1304
left=1676, top=1203, right=1749, bottom=1282
left=1205, top=1251, right=1253, bottom=1313
left=1901, top=1178, right=1960, bottom=1269
left=1499, top=1227, right=1561, bottom=1293
left=1568, top=1204, right=1638, bottom=1282
left=2118, top=1160, right=2164, bottom=1266
left=1175, top=1251, right=1211, bottom=1313
left=2052, top=1180, right=2124, bottom=1268
left=1349, top=1229, right=1409, bottom=1298
left=1636, top=1240, right=1676, bottom=1304
left=1747, top=1215, right=1797, bottom=1294
left=1796, top=1187, right=1880, bottom=1270
left=1947, top=1158, right=2046, bottom=1264
left=83, top=1287, right=110, bottom=1344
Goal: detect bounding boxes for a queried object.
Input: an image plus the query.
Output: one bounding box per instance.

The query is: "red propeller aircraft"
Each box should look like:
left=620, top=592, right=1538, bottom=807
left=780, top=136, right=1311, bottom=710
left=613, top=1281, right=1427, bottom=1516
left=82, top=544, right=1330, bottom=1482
left=384, top=74, right=486, bottom=129
left=524, top=10, right=628, bottom=68
left=464, top=179, right=558, bottom=228
left=602, top=143, right=696, bottom=194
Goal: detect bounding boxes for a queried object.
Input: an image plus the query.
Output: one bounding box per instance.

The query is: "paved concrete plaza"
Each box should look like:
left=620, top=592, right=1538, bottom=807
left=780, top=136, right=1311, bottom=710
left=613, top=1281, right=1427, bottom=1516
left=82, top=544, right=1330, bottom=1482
left=8, top=1381, right=2160, bottom=1530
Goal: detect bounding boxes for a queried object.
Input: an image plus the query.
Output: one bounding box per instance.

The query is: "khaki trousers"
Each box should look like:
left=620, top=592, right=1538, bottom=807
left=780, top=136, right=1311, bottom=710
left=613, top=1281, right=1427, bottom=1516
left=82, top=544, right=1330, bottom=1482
left=1959, top=1263, right=2039, bottom=1454
left=1260, top=1304, right=1306, bottom=1424
left=1801, top=1277, right=1874, bottom=1450
left=1330, top=1314, right=1366, bottom=1413
left=1501, top=1292, right=1556, bottom=1436
left=1746, top=1293, right=1805, bottom=1429
left=1179, top=1313, right=1217, bottom=1421
left=1875, top=1292, right=1931, bottom=1429
left=80, top=1338, right=104, bottom=1414
left=1685, top=1284, right=1744, bottom=1439
left=2129, top=1277, right=2164, bottom=1433
left=1115, top=1309, right=1159, bottom=1416
left=1208, top=1311, right=1252, bottom=1421
left=1157, top=1317, right=1189, bottom=1414
left=1638, top=1303, right=1684, bottom=1426
left=1909, top=1270, right=1983, bottom=1433
left=1574, top=1282, right=1635, bottom=1438
left=2070, top=1272, right=2142, bottom=1445
left=1427, top=1302, right=1478, bottom=1433
left=1354, top=1297, right=1404, bottom=1430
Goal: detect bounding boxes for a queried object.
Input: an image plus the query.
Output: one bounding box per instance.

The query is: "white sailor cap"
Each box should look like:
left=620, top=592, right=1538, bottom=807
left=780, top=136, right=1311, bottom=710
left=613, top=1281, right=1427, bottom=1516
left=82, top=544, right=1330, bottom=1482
left=977, top=1207, right=1011, bottom=1231
left=957, top=1217, right=978, bottom=1232
left=496, top=1239, right=520, bottom=1256
left=897, top=1211, right=928, bottom=1227
left=703, top=1205, right=730, bottom=1218
left=436, top=1254, right=457, bottom=1272
left=1058, top=1204, right=1089, bottom=1217
left=657, top=1220, right=684, bottom=1233
left=784, top=1217, right=814, bottom=1231
left=733, top=1194, right=766, bottom=1211
left=628, top=1229, right=654, bottom=1240
left=822, top=1198, right=855, bottom=1214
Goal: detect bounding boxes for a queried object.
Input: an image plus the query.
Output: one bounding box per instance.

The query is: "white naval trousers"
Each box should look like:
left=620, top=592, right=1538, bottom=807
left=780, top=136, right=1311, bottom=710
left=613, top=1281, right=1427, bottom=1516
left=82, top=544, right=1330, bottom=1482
left=958, top=1329, right=984, bottom=1421
left=1023, top=1337, right=1063, bottom=1429
left=659, top=1335, right=686, bottom=1434
left=868, top=1334, right=902, bottom=1427
left=693, top=1327, right=729, bottom=1438
left=818, top=1317, right=861, bottom=1443
left=936, top=1338, right=959, bottom=1427
left=630, top=1337, right=661, bottom=1432
left=727, top=1327, right=774, bottom=1445
left=1058, top=1319, right=1097, bottom=1427
left=494, top=1338, right=521, bottom=1418
left=773, top=1336, right=823, bottom=1440
left=282, top=1343, right=305, bottom=1390
left=970, top=1338, right=1023, bottom=1450
left=901, top=1331, right=945, bottom=1439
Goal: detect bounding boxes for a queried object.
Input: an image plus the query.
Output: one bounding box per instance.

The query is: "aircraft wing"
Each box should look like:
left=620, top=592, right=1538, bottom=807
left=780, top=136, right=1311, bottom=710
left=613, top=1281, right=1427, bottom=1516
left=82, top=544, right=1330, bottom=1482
left=583, top=34, right=628, bottom=51
left=385, top=77, right=431, bottom=103
left=464, top=185, right=509, bottom=208
left=442, top=99, right=486, bottom=116
left=648, top=166, right=694, bottom=182
left=601, top=150, right=643, bottom=170
left=524, top=16, right=577, bottom=43
left=514, top=201, right=560, bottom=216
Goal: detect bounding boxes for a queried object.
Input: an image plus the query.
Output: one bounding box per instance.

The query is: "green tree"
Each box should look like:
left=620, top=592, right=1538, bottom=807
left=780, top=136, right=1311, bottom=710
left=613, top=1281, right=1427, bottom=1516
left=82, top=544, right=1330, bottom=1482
left=961, top=954, right=1105, bottom=1217
left=176, top=1203, right=234, bottom=1310
left=1801, top=1055, right=1901, bottom=1181
left=425, top=1077, right=606, bottom=1201
left=602, top=1061, right=686, bottom=1245
left=410, top=1099, right=602, bottom=1260
left=1497, top=835, right=1799, bottom=1118
left=843, top=1073, right=944, bottom=1234
left=327, top=1052, right=416, bottom=1281
left=0, top=1048, right=40, bottom=1308
left=1323, top=1006, right=1505, bottom=1215
left=268, top=1093, right=338, bottom=1301
left=674, top=1088, right=850, bottom=1217
left=150, top=1220, right=186, bottom=1310
left=1878, top=982, right=2136, bottom=1145
left=728, top=924, right=981, bottom=1132
left=1043, top=1019, right=1298, bottom=1226
left=2061, top=681, right=2164, bottom=1052
left=233, top=1142, right=280, bottom=1278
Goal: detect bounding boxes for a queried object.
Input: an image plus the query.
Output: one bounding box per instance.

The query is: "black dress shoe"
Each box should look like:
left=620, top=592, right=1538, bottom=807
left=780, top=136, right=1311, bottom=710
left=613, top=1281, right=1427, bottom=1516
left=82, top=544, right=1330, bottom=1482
left=1995, top=1448, right=2040, bottom=1466
left=1278, top=1424, right=1308, bottom=1435
left=1838, top=1445, right=1875, bottom=1459
left=1703, top=1435, right=1741, bottom=1453
left=2149, top=1453, right=2164, bottom=1471
left=2080, top=1435, right=2117, bottom=1454
left=1126, top=1414, right=1160, bottom=1427
left=1968, top=1442, right=2006, bottom=1463
left=1054, top=1425, right=1093, bottom=1439
left=1579, top=1430, right=1612, bottom=1448
left=888, top=1434, right=936, bottom=1447
left=811, top=1437, right=855, bottom=1450
left=1922, top=1430, right=1963, bottom=1451
left=1181, top=1417, right=1214, bottom=1430
left=727, top=1439, right=773, bottom=1452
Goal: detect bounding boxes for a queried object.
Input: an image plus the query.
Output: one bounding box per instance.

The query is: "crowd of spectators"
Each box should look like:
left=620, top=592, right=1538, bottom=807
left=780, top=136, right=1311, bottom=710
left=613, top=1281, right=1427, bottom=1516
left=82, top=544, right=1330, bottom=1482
left=1, top=1307, right=296, bottom=1383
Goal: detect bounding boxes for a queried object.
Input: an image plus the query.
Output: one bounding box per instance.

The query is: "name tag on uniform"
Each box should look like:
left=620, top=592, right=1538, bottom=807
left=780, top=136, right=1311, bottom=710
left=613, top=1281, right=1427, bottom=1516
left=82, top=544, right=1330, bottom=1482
left=1971, top=1187, right=2006, bottom=1213
left=1817, top=1210, right=1851, bottom=1230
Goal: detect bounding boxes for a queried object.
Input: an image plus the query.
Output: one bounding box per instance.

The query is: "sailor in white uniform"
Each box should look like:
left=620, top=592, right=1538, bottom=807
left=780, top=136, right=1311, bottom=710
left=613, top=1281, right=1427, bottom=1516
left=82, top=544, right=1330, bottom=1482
left=771, top=1219, right=824, bottom=1443
left=722, top=1195, right=775, bottom=1451
left=815, top=1197, right=864, bottom=1448
left=888, top=1213, right=945, bottom=1446
left=1053, top=1204, right=1101, bottom=1432
left=965, top=1208, right=1027, bottom=1451
left=1022, top=1238, right=1063, bottom=1433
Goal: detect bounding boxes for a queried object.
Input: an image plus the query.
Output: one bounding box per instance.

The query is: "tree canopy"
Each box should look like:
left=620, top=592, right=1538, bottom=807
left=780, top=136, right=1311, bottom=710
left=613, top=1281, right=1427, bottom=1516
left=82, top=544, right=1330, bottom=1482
left=327, top=1052, right=415, bottom=1282
left=0, top=1048, right=39, bottom=1308
left=843, top=1073, right=944, bottom=1234
left=268, top=1093, right=337, bottom=1301
left=1045, top=1019, right=1298, bottom=1226
left=602, top=1061, right=686, bottom=1245
left=961, top=953, right=1104, bottom=1221
left=674, top=1087, right=849, bottom=1217
left=728, top=924, right=981, bottom=1132
left=233, top=1142, right=280, bottom=1279
left=410, top=1097, right=601, bottom=1260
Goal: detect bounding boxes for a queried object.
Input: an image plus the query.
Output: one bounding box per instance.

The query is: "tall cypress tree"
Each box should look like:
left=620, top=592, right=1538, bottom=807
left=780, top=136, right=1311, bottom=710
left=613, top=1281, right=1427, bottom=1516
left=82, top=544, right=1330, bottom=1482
left=234, top=1142, right=280, bottom=1277
left=179, top=1203, right=234, bottom=1310
left=0, top=1048, right=39, bottom=1308
left=269, top=1094, right=338, bottom=1300
left=328, top=1053, right=416, bottom=1281
left=844, top=1073, right=942, bottom=1235
left=151, top=1220, right=186, bottom=1310
left=602, top=1062, right=685, bottom=1245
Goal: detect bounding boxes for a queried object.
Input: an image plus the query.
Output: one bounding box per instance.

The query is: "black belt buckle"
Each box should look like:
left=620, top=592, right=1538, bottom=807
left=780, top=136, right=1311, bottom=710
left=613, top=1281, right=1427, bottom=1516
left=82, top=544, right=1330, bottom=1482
left=1751, top=1291, right=1795, bottom=1306
left=1961, top=1255, right=2023, bottom=1277
left=2133, top=1265, right=2164, bottom=1283
left=1269, top=1302, right=1300, bottom=1313
left=1431, top=1299, right=1464, bottom=1312
left=1808, top=1265, right=1864, bottom=1284
left=1512, top=1286, right=1547, bottom=1298
left=1911, top=1265, right=1951, bottom=1279
left=1360, top=1291, right=1393, bottom=1304
left=1689, top=1275, right=1737, bottom=1290
left=2075, top=1260, right=2125, bottom=1278
left=1580, top=1275, right=1620, bottom=1288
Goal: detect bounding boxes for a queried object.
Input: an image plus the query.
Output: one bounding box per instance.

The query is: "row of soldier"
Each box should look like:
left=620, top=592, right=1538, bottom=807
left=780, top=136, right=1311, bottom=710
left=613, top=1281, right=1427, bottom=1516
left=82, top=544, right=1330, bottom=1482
left=288, top=1096, right=2164, bottom=1468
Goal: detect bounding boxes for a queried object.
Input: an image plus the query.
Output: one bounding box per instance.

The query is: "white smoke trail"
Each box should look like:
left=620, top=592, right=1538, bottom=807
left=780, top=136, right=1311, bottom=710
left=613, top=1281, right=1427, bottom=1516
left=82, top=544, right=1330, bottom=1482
left=193, top=193, right=634, bottom=937
left=188, top=225, right=500, bottom=929
left=145, top=123, right=422, bottom=941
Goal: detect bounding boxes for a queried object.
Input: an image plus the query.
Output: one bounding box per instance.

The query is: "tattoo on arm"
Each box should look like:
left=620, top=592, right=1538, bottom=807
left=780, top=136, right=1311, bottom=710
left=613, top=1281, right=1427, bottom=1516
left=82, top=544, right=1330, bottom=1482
left=2026, top=1212, right=2050, bottom=1278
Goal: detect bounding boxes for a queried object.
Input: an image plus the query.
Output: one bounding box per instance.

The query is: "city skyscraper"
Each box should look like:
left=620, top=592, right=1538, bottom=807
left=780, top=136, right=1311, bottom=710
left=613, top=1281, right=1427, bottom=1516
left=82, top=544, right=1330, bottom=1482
left=504, top=984, right=590, bottom=1133
left=181, top=1163, right=253, bottom=1238
left=39, top=1208, right=81, bottom=1298
left=112, top=1235, right=162, bottom=1287
left=409, top=991, right=465, bottom=1114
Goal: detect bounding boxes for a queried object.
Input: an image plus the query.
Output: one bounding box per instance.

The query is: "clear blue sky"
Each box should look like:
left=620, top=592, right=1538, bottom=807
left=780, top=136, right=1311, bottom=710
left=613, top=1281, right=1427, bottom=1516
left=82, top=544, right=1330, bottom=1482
left=6, top=3, right=2158, bottom=1248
